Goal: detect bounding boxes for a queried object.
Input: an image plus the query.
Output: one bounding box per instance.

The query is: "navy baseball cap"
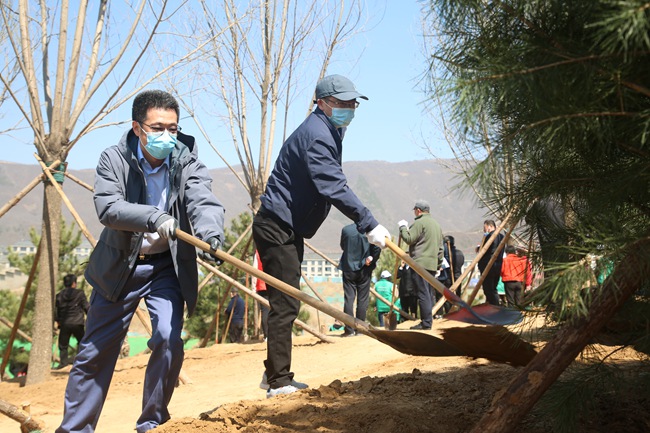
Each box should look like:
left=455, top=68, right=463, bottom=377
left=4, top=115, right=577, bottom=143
left=315, top=75, right=368, bottom=101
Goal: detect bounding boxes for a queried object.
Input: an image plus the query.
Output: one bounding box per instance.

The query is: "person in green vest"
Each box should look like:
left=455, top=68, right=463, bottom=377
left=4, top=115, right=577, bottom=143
left=375, top=270, right=400, bottom=326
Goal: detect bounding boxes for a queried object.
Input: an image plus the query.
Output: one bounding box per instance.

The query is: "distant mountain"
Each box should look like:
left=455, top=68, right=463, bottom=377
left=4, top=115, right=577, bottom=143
left=0, top=159, right=488, bottom=257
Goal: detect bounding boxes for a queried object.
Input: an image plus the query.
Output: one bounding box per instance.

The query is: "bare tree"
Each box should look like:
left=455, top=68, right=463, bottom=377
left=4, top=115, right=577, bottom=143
left=176, top=0, right=365, bottom=210
left=0, top=0, right=195, bottom=384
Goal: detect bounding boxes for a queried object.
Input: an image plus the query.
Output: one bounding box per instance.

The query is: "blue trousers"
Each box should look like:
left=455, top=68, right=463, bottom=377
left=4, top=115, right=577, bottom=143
left=56, top=256, right=184, bottom=433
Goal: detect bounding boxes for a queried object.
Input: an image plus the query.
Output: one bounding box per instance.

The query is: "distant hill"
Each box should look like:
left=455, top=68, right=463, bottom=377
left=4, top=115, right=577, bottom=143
left=0, top=159, right=489, bottom=257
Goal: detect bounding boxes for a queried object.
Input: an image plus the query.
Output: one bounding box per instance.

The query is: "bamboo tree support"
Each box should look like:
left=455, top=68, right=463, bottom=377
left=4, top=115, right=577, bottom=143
left=63, top=171, right=93, bottom=192
left=305, top=240, right=338, bottom=267
left=435, top=213, right=514, bottom=314
left=198, top=236, right=254, bottom=347
left=0, top=317, right=32, bottom=343
left=470, top=238, right=650, bottom=433
left=37, top=159, right=193, bottom=384
left=0, top=240, right=41, bottom=380
left=369, top=287, right=415, bottom=321
left=447, top=239, right=455, bottom=285
left=300, top=273, right=322, bottom=330
left=35, top=154, right=97, bottom=246
left=133, top=308, right=191, bottom=385
left=386, top=234, right=403, bottom=328
left=198, top=222, right=253, bottom=290
left=198, top=258, right=335, bottom=343
left=0, top=398, right=44, bottom=433
left=466, top=219, right=517, bottom=305
left=0, top=172, right=47, bottom=220
left=222, top=300, right=236, bottom=344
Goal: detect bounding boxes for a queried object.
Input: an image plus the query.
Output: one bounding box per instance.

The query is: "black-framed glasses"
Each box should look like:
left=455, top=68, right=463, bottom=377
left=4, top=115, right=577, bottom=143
left=139, top=121, right=181, bottom=137
left=324, top=98, right=360, bottom=109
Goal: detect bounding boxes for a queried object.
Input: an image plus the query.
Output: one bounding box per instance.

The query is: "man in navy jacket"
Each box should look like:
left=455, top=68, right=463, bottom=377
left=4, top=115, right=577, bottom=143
left=253, top=74, right=390, bottom=398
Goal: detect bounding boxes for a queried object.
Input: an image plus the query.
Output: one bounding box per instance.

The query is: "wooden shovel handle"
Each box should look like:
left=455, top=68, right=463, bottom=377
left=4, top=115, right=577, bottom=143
left=175, top=229, right=372, bottom=335
left=384, top=238, right=461, bottom=303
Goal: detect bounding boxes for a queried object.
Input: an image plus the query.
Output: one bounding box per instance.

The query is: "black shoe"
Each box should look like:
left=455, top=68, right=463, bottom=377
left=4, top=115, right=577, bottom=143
left=341, top=330, right=357, bottom=337
left=410, top=323, right=431, bottom=330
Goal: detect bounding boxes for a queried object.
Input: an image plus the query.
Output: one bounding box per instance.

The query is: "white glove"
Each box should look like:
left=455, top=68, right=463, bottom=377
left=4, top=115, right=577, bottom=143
left=154, top=214, right=178, bottom=240
left=397, top=220, right=408, bottom=229
left=366, top=224, right=390, bottom=249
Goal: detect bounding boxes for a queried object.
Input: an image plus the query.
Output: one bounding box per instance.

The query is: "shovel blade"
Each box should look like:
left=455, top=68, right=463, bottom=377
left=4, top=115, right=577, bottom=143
left=370, top=329, right=463, bottom=357
left=444, top=303, right=524, bottom=326
left=441, top=325, right=537, bottom=366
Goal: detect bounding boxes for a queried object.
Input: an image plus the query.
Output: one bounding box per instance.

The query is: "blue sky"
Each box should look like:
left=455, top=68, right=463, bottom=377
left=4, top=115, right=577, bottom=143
left=1, top=1, right=451, bottom=170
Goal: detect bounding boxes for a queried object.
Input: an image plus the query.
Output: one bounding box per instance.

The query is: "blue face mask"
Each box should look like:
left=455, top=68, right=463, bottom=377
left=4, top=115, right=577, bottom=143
left=144, top=130, right=176, bottom=160
left=328, top=107, right=355, bottom=128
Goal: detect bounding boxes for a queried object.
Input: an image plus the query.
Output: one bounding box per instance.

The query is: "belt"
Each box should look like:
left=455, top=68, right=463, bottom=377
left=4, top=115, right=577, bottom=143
left=137, top=250, right=171, bottom=261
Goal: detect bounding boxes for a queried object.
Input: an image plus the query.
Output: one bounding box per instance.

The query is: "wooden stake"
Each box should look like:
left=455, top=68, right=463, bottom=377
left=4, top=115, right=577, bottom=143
left=0, top=240, right=41, bottom=380
left=369, top=286, right=415, bottom=321
left=199, top=258, right=334, bottom=343
left=34, top=154, right=97, bottom=246
left=466, top=219, right=516, bottom=305
left=0, top=317, right=32, bottom=343
left=304, top=240, right=338, bottom=267
left=0, top=398, right=44, bottom=433
left=64, top=171, right=93, bottom=192
left=0, top=173, right=46, bottom=220
left=300, top=273, right=322, bottom=330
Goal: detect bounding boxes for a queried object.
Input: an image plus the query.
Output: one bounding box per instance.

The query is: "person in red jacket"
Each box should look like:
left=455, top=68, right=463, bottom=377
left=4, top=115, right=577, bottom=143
left=500, top=245, right=532, bottom=307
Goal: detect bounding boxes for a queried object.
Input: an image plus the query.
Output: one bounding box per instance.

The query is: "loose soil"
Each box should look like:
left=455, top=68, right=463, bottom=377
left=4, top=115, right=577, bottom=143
left=0, top=317, right=644, bottom=433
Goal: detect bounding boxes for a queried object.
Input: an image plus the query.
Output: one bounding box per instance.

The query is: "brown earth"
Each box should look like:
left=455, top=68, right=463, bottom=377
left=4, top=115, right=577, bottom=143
left=0, top=316, right=644, bottom=433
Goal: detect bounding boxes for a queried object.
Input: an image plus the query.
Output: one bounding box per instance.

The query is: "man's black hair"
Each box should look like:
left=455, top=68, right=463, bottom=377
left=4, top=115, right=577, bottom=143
left=445, top=235, right=455, bottom=247
left=132, top=90, right=180, bottom=124
left=63, top=274, right=77, bottom=288
left=483, top=219, right=496, bottom=229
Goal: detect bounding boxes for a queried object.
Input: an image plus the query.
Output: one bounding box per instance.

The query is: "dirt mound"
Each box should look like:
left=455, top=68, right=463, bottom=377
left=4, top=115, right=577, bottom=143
left=155, top=365, right=548, bottom=433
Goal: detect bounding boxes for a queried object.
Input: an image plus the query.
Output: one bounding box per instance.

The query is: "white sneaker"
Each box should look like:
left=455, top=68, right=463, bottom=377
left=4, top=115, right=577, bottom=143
left=259, top=372, right=308, bottom=391
left=266, top=384, right=299, bottom=398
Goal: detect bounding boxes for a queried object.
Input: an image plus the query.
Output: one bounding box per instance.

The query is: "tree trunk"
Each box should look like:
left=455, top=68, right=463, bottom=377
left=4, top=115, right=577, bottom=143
left=470, top=238, right=650, bottom=433
left=25, top=182, right=62, bottom=385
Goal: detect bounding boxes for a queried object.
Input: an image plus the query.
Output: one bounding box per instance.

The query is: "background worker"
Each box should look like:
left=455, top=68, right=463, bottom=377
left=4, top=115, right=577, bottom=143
left=55, top=274, right=89, bottom=368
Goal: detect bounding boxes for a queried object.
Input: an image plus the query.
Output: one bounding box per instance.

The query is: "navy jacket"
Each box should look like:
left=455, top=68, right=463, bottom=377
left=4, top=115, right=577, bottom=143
left=339, top=223, right=381, bottom=272
left=225, top=295, right=245, bottom=326
left=260, top=108, right=378, bottom=238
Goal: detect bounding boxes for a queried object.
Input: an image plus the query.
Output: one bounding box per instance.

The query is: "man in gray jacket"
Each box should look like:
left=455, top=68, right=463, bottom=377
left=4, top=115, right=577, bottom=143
left=56, top=90, right=225, bottom=433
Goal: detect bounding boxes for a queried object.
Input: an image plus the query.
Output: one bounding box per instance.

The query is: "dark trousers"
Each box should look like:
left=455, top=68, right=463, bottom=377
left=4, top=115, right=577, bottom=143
left=504, top=281, right=523, bottom=307
left=228, top=322, right=244, bottom=343
left=342, top=268, right=371, bottom=334
left=252, top=211, right=303, bottom=389
left=412, top=269, right=436, bottom=327
left=400, top=295, right=418, bottom=317
left=481, top=265, right=502, bottom=306
left=58, top=323, right=85, bottom=366
left=258, top=290, right=270, bottom=339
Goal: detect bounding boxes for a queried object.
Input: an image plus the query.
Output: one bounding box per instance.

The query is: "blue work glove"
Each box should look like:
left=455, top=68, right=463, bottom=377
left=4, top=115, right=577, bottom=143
left=199, top=236, right=223, bottom=265
left=154, top=214, right=178, bottom=240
